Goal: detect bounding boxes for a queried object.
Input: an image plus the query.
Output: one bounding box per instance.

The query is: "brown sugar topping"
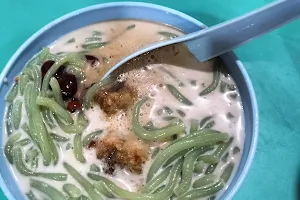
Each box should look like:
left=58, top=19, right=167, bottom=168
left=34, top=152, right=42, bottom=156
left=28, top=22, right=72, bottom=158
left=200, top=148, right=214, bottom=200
left=93, top=84, right=137, bottom=116
left=96, top=134, right=149, bottom=175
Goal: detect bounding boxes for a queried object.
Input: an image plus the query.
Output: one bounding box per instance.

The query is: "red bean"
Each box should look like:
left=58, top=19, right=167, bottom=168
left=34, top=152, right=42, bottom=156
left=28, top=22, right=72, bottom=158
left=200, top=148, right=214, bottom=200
left=88, top=140, right=96, bottom=149
left=57, top=73, right=77, bottom=99
left=67, top=99, right=81, bottom=113
left=54, top=66, right=65, bottom=79
left=41, top=60, right=55, bottom=78
left=85, top=55, right=99, bottom=66
left=41, top=60, right=66, bottom=82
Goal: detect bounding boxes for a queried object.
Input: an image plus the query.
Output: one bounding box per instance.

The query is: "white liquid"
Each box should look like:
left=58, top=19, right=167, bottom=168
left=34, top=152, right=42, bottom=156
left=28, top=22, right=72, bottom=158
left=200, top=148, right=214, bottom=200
left=3, top=20, right=244, bottom=200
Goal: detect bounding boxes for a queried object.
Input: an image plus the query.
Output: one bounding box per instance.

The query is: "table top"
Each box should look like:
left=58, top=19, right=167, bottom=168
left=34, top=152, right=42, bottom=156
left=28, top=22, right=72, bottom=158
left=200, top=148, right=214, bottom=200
left=1, top=0, right=300, bottom=199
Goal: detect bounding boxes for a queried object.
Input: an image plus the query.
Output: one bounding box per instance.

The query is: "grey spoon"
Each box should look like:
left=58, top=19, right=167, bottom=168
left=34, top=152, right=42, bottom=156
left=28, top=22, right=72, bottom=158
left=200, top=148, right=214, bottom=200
left=102, top=0, right=300, bottom=79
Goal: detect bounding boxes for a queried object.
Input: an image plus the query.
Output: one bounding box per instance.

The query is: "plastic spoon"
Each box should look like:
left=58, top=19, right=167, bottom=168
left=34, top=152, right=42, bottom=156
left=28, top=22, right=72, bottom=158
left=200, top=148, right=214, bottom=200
left=102, top=0, right=300, bottom=79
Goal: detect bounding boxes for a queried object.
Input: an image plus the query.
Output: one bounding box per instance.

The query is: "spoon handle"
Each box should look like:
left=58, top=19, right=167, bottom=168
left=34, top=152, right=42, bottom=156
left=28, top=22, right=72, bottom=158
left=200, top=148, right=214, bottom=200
left=189, top=0, right=300, bottom=61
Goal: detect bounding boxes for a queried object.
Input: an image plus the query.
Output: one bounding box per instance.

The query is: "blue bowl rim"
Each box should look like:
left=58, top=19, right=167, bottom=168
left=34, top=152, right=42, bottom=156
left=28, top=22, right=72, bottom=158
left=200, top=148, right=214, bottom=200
left=0, top=2, right=258, bottom=200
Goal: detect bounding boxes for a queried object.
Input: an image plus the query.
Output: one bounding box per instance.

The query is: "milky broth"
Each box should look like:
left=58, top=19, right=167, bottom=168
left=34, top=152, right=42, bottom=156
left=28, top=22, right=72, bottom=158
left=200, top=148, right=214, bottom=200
left=50, top=20, right=184, bottom=83
left=4, top=20, right=244, bottom=200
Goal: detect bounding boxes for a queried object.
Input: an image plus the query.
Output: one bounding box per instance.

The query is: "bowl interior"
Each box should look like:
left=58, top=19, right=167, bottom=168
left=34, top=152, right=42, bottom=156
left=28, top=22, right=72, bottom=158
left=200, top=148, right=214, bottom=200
left=0, top=2, right=257, bottom=200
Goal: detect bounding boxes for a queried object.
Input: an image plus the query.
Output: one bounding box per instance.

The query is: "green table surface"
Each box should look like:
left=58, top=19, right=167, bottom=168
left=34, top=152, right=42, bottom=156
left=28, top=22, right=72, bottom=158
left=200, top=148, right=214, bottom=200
left=0, top=0, right=300, bottom=199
